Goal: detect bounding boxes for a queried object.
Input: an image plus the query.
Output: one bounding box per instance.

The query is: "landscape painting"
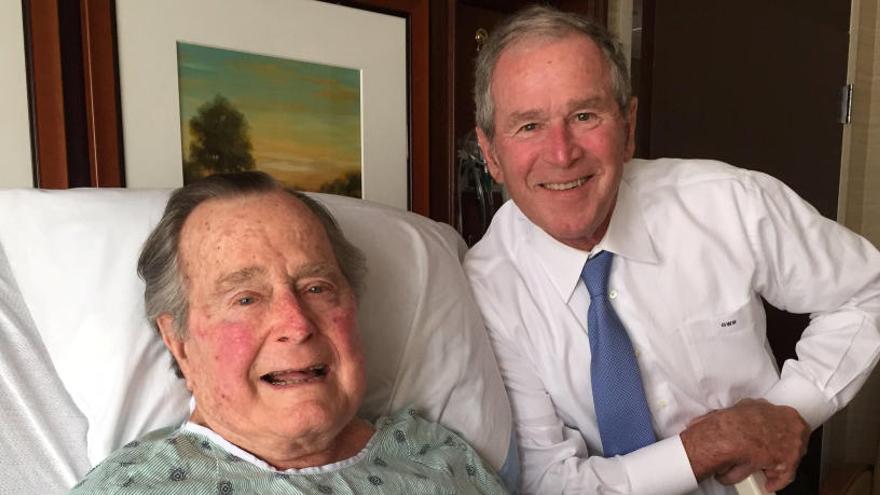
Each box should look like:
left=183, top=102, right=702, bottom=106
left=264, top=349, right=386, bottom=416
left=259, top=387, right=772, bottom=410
left=176, top=42, right=362, bottom=197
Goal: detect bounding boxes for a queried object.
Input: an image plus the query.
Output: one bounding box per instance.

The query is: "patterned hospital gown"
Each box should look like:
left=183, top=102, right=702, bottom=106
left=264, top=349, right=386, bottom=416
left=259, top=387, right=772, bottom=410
left=69, top=409, right=508, bottom=494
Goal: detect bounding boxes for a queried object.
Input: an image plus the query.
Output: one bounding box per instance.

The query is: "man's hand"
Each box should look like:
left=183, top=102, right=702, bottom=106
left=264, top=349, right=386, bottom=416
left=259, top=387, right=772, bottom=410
left=680, top=398, right=810, bottom=492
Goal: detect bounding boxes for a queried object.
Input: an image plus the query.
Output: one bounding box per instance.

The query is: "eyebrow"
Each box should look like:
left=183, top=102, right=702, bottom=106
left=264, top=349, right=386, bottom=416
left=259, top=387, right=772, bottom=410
left=567, top=96, right=609, bottom=111
left=507, top=109, right=546, bottom=125
left=214, top=266, right=267, bottom=292
left=290, top=262, right=340, bottom=281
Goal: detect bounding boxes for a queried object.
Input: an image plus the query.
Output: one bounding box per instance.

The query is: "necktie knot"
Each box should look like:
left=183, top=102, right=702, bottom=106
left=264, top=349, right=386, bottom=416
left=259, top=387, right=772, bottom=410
left=581, top=250, right=612, bottom=297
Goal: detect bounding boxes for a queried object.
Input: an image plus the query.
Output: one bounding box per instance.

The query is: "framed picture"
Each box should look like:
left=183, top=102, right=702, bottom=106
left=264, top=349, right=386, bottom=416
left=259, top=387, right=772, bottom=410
left=1, top=0, right=34, bottom=187
left=80, top=0, right=428, bottom=213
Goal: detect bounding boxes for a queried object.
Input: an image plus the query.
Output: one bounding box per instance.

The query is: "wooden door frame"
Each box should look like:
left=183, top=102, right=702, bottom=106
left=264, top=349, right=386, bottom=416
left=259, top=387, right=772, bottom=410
left=22, top=0, right=69, bottom=188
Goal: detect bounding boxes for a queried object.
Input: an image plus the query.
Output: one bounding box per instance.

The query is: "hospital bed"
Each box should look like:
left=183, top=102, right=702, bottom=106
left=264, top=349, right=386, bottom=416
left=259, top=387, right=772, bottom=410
left=0, top=188, right=513, bottom=494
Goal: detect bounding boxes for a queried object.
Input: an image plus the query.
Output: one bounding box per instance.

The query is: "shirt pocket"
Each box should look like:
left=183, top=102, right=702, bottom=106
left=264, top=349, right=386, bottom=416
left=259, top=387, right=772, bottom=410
left=681, top=297, right=779, bottom=408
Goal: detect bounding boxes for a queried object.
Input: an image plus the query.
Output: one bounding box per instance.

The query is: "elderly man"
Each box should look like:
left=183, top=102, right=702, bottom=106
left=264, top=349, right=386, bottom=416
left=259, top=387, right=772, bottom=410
left=70, top=172, right=507, bottom=494
left=464, top=5, right=880, bottom=495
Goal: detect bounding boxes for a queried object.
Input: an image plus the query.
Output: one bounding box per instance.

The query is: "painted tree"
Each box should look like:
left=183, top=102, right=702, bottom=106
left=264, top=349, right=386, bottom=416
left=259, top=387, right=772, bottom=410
left=319, top=171, right=361, bottom=198
left=184, top=94, right=255, bottom=183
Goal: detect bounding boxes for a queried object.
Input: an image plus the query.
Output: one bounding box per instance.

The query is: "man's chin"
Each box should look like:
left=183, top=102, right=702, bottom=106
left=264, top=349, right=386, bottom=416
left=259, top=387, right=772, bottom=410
left=532, top=215, right=603, bottom=250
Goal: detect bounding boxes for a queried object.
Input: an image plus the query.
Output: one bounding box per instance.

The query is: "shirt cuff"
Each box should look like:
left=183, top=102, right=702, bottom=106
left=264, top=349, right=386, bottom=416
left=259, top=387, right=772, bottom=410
left=762, top=374, right=833, bottom=429
left=621, top=435, right=698, bottom=495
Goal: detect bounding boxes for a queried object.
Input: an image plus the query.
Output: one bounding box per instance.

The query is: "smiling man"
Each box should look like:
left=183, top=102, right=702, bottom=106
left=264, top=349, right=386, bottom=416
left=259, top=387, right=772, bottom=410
left=464, top=5, right=880, bottom=495
left=69, top=172, right=508, bottom=494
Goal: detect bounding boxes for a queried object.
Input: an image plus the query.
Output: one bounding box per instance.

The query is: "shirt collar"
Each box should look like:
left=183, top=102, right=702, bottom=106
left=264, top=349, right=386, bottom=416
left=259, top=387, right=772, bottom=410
left=183, top=396, right=376, bottom=474
left=602, top=178, right=660, bottom=266
left=181, top=421, right=376, bottom=474
left=525, top=177, right=660, bottom=303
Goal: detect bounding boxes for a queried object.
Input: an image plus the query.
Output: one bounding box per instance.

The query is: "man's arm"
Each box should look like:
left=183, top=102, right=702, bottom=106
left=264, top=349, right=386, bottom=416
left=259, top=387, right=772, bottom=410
left=746, top=171, right=880, bottom=422
left=681, top=170, right=880, bottom=491
left=485, top=291, right=811, bottom=493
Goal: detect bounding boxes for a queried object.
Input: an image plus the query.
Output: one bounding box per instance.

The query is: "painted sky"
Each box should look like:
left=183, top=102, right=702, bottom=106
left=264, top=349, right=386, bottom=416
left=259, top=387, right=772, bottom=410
left=177, top=42, right=361, bottom=191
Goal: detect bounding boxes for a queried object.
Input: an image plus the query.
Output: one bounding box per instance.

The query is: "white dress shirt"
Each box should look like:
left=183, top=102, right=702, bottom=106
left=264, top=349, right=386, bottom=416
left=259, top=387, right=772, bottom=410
left=465, top=158, right=880, bottom=494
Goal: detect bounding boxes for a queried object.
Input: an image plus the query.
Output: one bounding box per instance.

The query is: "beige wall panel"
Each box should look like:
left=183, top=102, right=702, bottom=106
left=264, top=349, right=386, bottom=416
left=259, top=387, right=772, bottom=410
left=828, top=0, right=880, bottom=472
left=0, top=1, right=34, bottom=187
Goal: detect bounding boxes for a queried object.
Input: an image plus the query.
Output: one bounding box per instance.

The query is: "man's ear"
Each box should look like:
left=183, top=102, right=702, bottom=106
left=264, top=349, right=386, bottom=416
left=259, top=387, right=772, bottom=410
left=157, top=314, right=191, bottom=385
left=475, top=127, right=505, bottom=185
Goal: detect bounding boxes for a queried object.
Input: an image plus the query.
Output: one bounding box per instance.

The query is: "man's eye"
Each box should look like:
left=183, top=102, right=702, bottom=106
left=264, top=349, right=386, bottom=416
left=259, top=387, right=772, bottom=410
left=575, top=112, right=596, bottom=122
left=237, top=296, right=254, bottom=305
left=306, top=285, right=326, bottom=294
left=519, top=122, right=537, bottom=132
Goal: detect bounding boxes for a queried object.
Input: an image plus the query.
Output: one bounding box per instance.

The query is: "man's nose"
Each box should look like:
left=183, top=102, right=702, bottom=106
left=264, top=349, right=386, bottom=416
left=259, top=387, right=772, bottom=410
left=545, top=123, right=581, bottom=166
left=271, top=292, right=315, bottom=344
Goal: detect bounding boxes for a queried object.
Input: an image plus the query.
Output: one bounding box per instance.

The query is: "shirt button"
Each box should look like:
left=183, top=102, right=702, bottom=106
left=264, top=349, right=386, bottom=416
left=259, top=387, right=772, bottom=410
left=609, top=289, right=618, bottom=299
left=657, top=400, right=668, bottom=409
left=634, top=347, right=641, bottom=358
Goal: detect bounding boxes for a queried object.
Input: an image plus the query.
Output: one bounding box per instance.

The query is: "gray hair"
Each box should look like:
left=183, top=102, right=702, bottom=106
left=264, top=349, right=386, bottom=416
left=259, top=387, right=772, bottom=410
left=474, top=4, right=632, bottom=138
left=137, top=171, right=366, bottom=377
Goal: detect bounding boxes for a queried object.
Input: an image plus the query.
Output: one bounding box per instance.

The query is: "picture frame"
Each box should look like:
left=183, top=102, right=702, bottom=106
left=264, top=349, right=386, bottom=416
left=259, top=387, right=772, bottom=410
left=80, top=0, right=428, bottom=213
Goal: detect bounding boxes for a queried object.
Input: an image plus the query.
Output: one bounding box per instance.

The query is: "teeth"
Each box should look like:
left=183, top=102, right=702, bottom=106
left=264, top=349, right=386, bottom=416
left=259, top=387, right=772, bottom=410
left=542, top=177, right=588, bottom=191
left=261, top=365, right=327, bottom=385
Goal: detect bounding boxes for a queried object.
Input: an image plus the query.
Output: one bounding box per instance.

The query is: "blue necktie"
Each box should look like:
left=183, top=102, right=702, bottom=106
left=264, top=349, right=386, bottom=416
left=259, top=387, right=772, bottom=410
left=582, top=250, right=656, bottom=456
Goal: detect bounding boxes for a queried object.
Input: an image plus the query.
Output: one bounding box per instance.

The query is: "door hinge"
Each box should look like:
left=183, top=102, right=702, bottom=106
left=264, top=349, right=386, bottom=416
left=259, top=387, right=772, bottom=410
left=840, top=83, right=853, bottom=125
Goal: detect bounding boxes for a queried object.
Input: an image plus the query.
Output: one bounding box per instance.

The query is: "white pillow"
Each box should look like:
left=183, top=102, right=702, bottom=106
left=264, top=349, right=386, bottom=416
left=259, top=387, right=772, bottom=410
left=0, top=242, right=90, bottom=493
left=0, top=188, right=511, bottom=477
left=320, top=193, right=512, bottom=469
left=0, top=189, right=189, bottom=467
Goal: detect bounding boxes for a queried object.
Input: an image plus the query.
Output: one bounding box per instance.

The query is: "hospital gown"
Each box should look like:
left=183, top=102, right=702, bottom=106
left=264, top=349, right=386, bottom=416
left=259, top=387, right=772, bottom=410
left=69, top=408, right=507, bottom=494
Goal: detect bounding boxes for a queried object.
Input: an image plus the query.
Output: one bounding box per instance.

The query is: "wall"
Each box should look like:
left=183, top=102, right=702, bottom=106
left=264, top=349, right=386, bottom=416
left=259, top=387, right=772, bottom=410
left=825, top=0, right=880, bottom=470
left=0, top=1, right=34, bottom=187
left=841, top=0, right=880, bottom=246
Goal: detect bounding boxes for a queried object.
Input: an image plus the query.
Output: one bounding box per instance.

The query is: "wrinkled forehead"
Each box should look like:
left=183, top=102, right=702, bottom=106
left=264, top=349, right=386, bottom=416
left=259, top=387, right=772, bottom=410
left=182, top=191, right=316, bottom=238
left=177, top=192, right=334, bottom=281
left=490, top=36, right=614, bottom=116
left=502, top=29, right=583, bottom=53
left=494, top=32, right=611, bottom=84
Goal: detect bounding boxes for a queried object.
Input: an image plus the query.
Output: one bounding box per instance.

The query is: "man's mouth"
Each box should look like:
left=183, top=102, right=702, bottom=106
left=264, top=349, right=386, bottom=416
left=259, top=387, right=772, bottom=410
left=540, top=176, right=590, bottom=191
left=260, top=364, right=328, bottom=386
